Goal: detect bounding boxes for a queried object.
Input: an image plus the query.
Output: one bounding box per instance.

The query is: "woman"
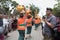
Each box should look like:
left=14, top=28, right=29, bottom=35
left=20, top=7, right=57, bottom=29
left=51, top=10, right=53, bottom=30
left=25, top=14, right=33, bottom=38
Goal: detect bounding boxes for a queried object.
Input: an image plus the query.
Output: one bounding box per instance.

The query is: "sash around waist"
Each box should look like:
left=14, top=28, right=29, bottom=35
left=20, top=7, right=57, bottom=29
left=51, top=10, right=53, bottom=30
left=19, top=24, right=25, bottom=26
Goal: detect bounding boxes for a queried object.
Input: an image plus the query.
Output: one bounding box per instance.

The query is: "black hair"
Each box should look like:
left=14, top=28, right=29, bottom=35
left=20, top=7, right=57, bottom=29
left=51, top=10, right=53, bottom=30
left=27, top=15, right=31, bottom=19
left=20, top=13, right=24, bottom=18
left=46, top=8, right=52, bottom=12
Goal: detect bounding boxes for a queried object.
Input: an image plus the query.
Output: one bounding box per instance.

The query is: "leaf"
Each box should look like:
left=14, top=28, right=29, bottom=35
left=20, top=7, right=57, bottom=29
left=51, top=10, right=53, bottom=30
left=11, top=1, right=18, bottom=7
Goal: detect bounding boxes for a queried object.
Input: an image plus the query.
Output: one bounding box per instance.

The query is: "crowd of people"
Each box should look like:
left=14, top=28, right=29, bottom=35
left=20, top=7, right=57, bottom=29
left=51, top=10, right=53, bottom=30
left=0, top=14, right=17, bottom=40
left=17, top=7, right=60, bottom=40
left=17, top=9, right=41, bottom=40
left=0, top=9, right=41, bottom=40
left=0, top=6, right=60, bottom=40
left=17, top=8, right=60, bottom=40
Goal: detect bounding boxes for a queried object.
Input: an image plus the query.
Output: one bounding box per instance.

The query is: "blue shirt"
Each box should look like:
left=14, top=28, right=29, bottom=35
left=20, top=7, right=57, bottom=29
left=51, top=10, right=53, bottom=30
left=43, top=15, right=56, bottom=37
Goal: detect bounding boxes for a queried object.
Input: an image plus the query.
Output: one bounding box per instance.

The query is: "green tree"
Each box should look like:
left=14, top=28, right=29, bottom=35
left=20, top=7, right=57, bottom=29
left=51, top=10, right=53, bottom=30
left=53, top=0, right=60, bottom=17
left=53, top=7, right=60, bottom=17
left=27, top=4, right=40, bottom=18
left=0, top=0, right=18, bottom=15
left=30, top=5, right=39, bottom=17
left=13, top=9, right=20, bottom=16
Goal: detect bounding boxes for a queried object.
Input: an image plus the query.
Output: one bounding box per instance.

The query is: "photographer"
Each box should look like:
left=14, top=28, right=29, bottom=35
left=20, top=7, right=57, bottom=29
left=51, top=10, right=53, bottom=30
left=43, top=8, right=57, bottom=40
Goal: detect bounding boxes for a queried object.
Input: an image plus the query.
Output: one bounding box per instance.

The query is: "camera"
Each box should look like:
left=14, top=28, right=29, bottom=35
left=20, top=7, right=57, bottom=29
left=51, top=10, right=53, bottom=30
left=42, top=16, right=46, bottom=19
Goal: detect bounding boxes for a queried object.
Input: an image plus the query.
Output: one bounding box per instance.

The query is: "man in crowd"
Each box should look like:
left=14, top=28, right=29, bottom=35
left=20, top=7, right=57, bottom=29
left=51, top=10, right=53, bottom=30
left=0, top=14, right=4, bottom=40
left=3, top=15, right=9, bottom=38
left=12, top=16, right=17, bottom=31
left=43, top=8, right=57, bottom=40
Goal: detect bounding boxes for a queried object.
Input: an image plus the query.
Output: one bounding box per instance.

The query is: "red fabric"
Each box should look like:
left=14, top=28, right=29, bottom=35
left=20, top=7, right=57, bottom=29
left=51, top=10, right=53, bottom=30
left=0, top=34, right=4, bottom=40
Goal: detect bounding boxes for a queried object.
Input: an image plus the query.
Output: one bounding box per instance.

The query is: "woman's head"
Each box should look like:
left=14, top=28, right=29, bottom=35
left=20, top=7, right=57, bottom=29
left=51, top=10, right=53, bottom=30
left=27, top=14, right=31, bottom=19
left=26, top=9, right=31, bottom=16
left=19, top=11, right=25, bottom=18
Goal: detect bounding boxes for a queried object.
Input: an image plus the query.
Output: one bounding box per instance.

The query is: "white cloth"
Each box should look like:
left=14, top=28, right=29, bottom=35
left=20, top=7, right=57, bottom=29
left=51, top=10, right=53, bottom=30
left=3, top=18, right=9, bottom=33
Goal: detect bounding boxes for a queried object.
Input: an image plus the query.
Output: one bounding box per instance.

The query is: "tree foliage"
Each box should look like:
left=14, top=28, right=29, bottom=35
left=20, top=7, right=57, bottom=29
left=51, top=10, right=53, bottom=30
left=53, top=0, right=60, bottom=17
left=53, top=7, right=60, bottom=17
left=0, top=0, right=18, bottom=15
left=27, top=4, right=40, bottom=18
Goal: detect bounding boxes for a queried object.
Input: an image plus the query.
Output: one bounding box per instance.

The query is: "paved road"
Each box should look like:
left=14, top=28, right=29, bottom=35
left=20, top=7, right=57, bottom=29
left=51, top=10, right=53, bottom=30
left=6, top=26, right=43, bottom=40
